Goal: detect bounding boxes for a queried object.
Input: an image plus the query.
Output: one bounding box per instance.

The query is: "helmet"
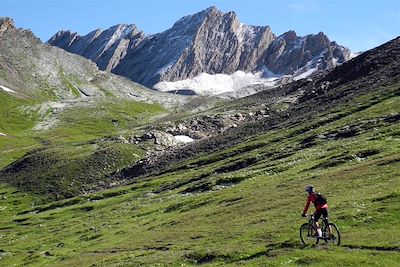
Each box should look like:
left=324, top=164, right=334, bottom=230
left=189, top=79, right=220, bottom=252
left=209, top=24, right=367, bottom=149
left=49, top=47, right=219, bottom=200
left=305, top=185, right=314, bottom=193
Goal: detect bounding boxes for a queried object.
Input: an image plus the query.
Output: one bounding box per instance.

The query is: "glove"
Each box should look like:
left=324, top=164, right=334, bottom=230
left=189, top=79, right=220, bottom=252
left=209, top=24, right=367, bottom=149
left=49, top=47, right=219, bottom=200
left=302, top=213, right=306, bottom=217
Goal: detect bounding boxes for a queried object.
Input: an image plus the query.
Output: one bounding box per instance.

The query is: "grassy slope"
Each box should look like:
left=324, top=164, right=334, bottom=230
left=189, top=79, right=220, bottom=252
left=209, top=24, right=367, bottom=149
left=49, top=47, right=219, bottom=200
left=0, top=83, right=399, bottom=266
left=42, top=98, right=165, bottom=144
left=0, top=92, right=162, bottom=169
left=0, top=23, right=173, bottom=170
left=0, top=91, right=40, bottom=168
left=0, top=94, right=166, bottom=199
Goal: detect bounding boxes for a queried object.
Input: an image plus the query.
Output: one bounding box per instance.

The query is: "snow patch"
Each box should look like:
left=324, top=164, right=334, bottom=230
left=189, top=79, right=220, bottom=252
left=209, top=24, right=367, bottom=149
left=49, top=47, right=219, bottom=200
left=332, top=57, right=339, bottom=66
left=292, top=51, right=326, bottom=81
left=154, top=70, right=280, bottom=96
left=350, top=51, right=362, bottom=59
left=0, top=85, right=16, bottom=93
left=174, top=135, right=194, bottom=143
left=293, top=67, right=317, bottom=81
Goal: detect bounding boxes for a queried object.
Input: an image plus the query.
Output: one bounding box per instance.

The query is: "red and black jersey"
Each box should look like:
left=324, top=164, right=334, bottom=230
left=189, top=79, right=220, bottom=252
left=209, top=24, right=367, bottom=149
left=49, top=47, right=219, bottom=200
left=303, top=193, right=328, bottom=214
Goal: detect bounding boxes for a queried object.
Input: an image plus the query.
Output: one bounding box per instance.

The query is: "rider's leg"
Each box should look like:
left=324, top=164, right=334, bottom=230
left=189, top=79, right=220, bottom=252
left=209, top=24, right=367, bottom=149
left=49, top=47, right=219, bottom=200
left=314, top=210, right=323, bottom=237
left=322, top=209, right=332, bottom=237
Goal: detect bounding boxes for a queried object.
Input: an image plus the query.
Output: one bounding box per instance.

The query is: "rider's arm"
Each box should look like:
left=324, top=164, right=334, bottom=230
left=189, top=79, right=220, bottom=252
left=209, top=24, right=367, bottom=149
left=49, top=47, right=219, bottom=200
left=303, top=195, right=311, bottom=215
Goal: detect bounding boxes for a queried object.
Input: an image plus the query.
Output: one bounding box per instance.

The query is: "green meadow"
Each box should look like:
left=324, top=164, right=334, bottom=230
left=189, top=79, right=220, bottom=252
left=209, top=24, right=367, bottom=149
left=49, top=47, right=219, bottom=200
left=0, top=82, right=399, bottom=266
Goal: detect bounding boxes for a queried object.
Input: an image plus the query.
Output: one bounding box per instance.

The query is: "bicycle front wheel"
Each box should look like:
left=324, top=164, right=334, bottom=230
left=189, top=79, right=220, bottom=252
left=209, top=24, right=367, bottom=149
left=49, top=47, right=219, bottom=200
left=324, top=223, right=341, bottom=246
left=300, top=223, right=317, bottom=245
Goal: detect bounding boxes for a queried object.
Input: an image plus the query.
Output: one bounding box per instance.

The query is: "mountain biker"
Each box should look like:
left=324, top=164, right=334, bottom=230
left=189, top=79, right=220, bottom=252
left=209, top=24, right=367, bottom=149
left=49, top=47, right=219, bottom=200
left=302, top=185, right=330, bottom=238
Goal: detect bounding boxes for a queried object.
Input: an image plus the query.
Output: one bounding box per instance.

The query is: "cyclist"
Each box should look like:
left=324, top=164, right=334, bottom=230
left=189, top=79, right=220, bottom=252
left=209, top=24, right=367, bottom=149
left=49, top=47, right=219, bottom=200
left=302, top=185, right=330, bottom=238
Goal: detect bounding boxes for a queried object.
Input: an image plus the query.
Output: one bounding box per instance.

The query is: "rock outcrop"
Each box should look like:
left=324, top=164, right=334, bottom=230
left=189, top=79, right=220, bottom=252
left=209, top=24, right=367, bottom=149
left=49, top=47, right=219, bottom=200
left=48, top=6, right=350, bottom=88
left=0, top=17, right=15, bottom=34
left=48, top=24, right=145, bottom=71
left=264, top=31, right=349, bottom=75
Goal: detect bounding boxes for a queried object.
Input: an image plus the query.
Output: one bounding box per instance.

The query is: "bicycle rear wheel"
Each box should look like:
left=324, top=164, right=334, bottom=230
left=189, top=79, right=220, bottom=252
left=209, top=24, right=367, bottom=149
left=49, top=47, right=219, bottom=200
left=300, top=223, right=318, bottom=245
left=324, top=223, right=341, bottom=246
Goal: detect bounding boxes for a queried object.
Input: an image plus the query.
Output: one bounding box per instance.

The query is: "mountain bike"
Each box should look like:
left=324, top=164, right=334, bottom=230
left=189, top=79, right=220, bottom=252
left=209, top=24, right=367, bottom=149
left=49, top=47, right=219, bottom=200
left=300, top=215, right=341, bottom=246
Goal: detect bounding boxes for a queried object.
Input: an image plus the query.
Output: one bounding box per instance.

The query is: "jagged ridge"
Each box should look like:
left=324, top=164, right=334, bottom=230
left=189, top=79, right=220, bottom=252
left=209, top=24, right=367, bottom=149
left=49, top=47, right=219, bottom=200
left=48, top=6, right=350, bottom=88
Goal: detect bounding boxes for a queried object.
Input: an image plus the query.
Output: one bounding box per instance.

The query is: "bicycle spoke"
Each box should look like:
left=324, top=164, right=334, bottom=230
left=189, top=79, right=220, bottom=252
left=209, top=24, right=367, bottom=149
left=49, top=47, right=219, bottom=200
left=300, top=223, right=318, bottom=245
left=301, top=219, right=341, bottom=246
left=324, top=223, right=341, bottom=246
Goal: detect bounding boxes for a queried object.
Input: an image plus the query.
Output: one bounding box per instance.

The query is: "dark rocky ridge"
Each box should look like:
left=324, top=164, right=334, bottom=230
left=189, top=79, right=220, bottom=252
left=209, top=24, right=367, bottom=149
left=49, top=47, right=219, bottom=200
left=48, top=6, right=350, bottom=87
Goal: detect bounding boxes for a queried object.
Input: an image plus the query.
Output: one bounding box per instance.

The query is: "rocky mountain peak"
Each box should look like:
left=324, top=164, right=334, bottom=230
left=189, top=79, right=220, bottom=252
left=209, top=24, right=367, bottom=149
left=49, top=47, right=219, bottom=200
left=170, top=6, right=224, bottom=33
left=203, top=6, right=223, bottom=17
left=0, top=17, right=15, bottom=34
left=133, top=6, right=274, bottom=86
left=204, top=6, right=237, bottom=19
left=48, top=8, right=351, bottom=94
left=107, top=24, right=141, bottom=39
left=305, top=31, right=331, bottom=51
left=282, top=30, right=297, bottom=42
left=0, top=17, right=40, bottom=45
left=52, top=29, right=73, bottom=38
left=202, top=7, right=239, bottom=27
left=264, top=29, right=350, bottom=75
left=47, top=30, right=79, bottom=48
left=47, top=23, right=145, bottom=71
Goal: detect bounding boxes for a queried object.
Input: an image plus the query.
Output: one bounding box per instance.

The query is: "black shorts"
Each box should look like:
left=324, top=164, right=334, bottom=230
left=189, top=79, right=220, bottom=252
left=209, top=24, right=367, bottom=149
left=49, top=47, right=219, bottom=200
left=314, top=208, right=328, bottom=222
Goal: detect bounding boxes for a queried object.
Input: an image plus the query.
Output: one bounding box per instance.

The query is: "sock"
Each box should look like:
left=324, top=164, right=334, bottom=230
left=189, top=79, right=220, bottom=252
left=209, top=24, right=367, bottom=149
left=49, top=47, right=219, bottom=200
left=317, top=228, right=322, bottom=237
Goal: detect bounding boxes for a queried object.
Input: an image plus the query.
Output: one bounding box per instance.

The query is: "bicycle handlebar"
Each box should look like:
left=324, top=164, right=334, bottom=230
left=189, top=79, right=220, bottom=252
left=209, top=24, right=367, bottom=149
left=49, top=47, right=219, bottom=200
left=303, top=214, right=315, bottom=221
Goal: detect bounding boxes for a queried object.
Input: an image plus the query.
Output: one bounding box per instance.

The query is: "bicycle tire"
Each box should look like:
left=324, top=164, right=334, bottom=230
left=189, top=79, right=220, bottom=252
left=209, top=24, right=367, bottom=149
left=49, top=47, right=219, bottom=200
left=324, top=223, right=341, bottom=246
left=300, top=223, right=318, bottom=245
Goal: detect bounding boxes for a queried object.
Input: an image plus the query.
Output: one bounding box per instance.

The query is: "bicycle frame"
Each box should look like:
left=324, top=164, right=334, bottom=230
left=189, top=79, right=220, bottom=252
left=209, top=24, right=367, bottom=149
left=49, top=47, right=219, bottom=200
left=300, top=214, right=340, bottom=246
left=309, top=215, right=329, bottom=231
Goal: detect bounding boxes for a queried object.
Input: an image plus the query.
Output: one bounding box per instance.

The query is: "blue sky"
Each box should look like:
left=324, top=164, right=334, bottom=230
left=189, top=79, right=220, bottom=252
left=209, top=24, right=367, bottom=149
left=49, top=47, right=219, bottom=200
left=1, top=0, right=399, bottom=52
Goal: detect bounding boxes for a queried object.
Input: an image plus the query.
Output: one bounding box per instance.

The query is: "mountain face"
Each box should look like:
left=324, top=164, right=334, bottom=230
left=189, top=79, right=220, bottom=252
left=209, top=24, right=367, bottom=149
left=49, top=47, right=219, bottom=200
left=264, top=30, right=349, bottom=75
left=0, top=17, right=183, bottom=106
left=48, top=24, right=145, bottom=72
left=48, top=6, right=350, bottom=89
left=113, top=7, right=276, bottom=87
